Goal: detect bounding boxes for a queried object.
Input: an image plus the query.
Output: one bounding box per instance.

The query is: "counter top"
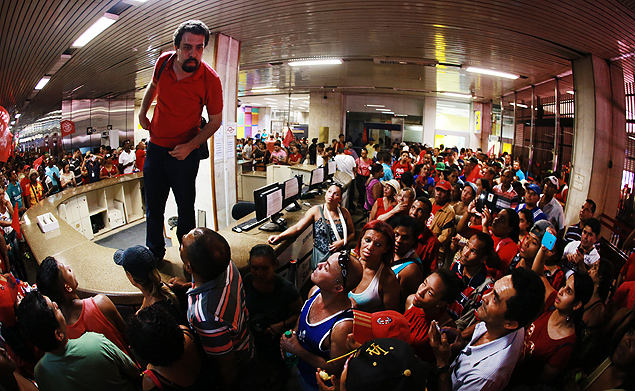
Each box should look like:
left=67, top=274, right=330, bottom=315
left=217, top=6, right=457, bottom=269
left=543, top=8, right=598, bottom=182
left=22, top=173, right=185, bottom=305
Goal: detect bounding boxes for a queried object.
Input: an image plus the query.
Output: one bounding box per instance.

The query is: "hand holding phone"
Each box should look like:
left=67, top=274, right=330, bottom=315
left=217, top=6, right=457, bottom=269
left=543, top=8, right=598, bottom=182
left=542, top=230, right=557, bottom=251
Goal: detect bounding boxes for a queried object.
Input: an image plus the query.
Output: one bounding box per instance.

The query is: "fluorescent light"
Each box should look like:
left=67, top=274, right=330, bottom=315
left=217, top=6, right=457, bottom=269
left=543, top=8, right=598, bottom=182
left=365, top=104, right=385, bottom=107
left=15, top=114, right=21, bottom=119
left=10, top=121, right=15, bottom=126
left=288, top=59, right=342, bottom=67
left=440, top=92, right=473, bottom=99
left=376, top=108, right=391, bottom=111
left=511, top=102, right=528, bottom=108
left=251, top=88, right=279, bottom=93
left=395, top=114, right=407, bottom=117
left=35, top=76, right=51, bottom=90
left=567, top=90, right=575, bottom=95
left=466, top=67, right=519, bottom=80
left=72, top=13, right=118, bottom=47
left=263, top=98, right=278, bottom=101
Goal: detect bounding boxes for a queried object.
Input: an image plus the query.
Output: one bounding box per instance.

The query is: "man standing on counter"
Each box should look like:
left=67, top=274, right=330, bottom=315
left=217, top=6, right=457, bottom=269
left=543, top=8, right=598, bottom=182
left=138, top=20, right=223, bottom=261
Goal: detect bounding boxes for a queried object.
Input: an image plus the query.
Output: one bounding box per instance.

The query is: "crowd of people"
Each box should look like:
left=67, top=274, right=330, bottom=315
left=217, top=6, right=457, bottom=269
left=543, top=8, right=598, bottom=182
left=1, top=137, right=635, bottom=391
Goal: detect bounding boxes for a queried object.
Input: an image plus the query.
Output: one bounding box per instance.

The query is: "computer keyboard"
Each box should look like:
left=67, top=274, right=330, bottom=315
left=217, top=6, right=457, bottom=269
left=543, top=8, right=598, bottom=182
left=233, top=217, right=268, bottom=232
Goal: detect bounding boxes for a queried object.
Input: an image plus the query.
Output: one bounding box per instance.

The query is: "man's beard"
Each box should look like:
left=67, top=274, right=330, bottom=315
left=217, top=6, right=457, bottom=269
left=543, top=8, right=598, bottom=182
left=182, top=57, right=199, bottom=73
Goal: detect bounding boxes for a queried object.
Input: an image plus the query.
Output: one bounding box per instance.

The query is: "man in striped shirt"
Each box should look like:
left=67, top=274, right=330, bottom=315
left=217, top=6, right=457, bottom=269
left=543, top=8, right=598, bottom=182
left=180, top=227, right=254, bottom=390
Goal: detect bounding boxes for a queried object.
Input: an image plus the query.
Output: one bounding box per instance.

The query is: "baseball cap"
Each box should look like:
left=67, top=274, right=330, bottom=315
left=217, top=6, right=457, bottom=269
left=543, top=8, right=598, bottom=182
left=435, top=180, right=451, bottom=191
left=28, top=169, right=38, bottom=178
left=381, top=179, right=401, bottom=193
left=465, top=181, right=478, bottom=195
left=435, top=162, right=446, bottom=171
left=113, top=245, right=157, bottom=280
left=545, top=176, right=559, bottom=187
left=369, top=137, right=375, bottom=141
left=353, top=310, right=412, bottom=345
left=345, top=338, right=429, bottom=391
left=524, top=183, right=541, bottom=195
left=529, top=220, right=554, bottom=241
left=0, top=274, right=31, bottom=327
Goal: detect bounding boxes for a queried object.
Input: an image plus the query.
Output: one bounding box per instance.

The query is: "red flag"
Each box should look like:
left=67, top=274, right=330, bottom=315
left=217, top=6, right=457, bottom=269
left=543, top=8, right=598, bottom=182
left=11, top=203, right=21, bottom=241
left=283, top=127, right=294, bottom=148
left=33, top=155, right=43, bottom=170
left=60, top=120, right=75, bottom=137
left=0, top=106, right=11, bottom=162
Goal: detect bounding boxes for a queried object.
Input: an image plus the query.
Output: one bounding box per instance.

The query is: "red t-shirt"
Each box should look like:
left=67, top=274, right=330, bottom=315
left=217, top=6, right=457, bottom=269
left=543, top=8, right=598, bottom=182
left=620, top=252, right=635, bottom=283
left=150, top=52, right=223, bottom=148
left=613, top=281, right=635, bottom=309
left=524, top=310, right=575, bottom=371
left=391, top=161, right=411, bottom=179
left=471, top=225, right=517, bottom=278
left=135, top=149, right=146, bottom=171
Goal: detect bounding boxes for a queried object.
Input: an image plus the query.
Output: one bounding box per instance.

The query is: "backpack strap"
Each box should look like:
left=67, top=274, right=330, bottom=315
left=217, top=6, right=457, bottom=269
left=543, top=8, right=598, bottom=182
left=143, top=369, right=165, bottom=391
left=155, top=53, right=175, bottom=82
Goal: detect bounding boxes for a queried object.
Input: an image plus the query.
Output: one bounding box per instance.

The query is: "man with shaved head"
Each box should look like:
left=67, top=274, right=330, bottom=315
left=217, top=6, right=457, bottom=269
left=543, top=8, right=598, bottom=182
left=179, top=227, right=254, bottom=390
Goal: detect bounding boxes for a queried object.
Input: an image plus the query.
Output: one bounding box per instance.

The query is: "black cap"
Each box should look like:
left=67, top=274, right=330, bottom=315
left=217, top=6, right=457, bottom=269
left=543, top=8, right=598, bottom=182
left=113, top=245, right=157, bottom=280
left=345, top=338, right=429, bottom=391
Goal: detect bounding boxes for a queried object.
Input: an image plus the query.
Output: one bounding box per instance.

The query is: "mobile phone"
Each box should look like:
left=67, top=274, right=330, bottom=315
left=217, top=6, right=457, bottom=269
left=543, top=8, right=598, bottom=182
left=476, top=193, right=486, bottom=212
left=434, top=321, right=443, bottom=335
left=542, top=230, right=557, bottom=251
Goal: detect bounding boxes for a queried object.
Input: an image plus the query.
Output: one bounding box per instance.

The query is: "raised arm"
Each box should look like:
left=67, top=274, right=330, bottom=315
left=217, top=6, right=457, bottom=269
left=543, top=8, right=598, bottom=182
left=269, top=206, right=317, bottom=244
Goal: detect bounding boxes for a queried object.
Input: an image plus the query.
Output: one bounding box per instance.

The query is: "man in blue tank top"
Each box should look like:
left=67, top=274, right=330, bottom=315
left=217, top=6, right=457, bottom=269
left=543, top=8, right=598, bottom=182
left=279, top=251, right=363, bottom=390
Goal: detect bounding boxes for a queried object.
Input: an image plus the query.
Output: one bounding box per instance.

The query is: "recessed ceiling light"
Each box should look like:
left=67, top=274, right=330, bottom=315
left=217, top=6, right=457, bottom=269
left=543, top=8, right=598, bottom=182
left=72, top=13, right=118, bottom=47
left=465, top=67, right=519, bottom=80
left=288, top=59, right=342, bottom=66
left=440, top=92, right=473, bottom=99
left=35, top=76, right=51, bottom=90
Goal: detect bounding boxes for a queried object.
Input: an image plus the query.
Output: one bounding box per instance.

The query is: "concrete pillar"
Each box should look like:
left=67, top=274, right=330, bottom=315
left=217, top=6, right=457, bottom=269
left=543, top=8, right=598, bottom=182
left=568, top=55, right=626, bottom=228
left=309, top=91, right=344, bottom=143
left=423, top=97, right=436, bottom=147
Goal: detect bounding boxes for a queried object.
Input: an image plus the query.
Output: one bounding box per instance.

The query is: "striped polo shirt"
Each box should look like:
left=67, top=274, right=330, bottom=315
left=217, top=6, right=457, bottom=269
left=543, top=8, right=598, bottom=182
left=187, top=261, right=253, bottom=357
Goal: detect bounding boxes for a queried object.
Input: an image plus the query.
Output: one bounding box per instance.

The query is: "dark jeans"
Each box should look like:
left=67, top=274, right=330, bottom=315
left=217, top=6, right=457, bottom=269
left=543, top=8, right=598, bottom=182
left=144, top=142, right=199, bottom=260
left=356, top=174, right=369, bottom=206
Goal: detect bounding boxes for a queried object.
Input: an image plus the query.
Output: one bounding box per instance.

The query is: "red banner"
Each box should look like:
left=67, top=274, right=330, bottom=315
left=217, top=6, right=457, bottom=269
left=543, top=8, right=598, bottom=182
left=61, top=120, right=76, bottom=137
left=0, top=107, right=12, bottom=162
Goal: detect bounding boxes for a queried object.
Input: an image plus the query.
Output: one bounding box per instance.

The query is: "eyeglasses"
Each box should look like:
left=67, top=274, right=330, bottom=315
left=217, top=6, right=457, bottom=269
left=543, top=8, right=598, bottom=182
left=338, top=250, right=349, bottom=286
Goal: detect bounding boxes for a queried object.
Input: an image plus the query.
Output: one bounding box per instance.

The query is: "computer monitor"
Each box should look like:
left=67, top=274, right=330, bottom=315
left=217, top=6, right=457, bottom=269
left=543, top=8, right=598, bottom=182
left=254, top=182, right=280, bottom=221
left=308, top=166, right=325, bottom=191
left=327, top=160, right=337, bottom=178
left=282, top=175, right=303, bottom=208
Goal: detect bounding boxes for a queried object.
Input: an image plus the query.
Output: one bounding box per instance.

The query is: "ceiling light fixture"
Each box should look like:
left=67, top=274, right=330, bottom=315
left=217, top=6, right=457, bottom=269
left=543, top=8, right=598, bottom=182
left=35, top=76, right=51, bottom=90
left=288, top=59, right=342, bottom=67
left=15, top=113, right=21, bottom=119
left=251, top=88, right=279, bottom=93
left=72, top=13, right=118, bottom=48
left=440, top=92, right=473, bottom=99
left=365, top=104, right=385, bottom=107
left=511, top=102, right=528, bottom=108
left=376, top=108, right=391, bottom=111
left=465, top=67, right=519, bottom=80
left=567, top=90, right=575, bottom=95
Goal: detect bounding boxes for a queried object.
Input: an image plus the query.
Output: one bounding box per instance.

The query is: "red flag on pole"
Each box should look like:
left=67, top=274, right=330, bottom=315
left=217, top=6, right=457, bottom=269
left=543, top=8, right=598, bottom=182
left=11, top=203, right=21, bottom=241
left=33, top=155, right=43, bottom=170
left=283, top=127, right=294, bottom=148
left=61, top=120, right=75, bottom=137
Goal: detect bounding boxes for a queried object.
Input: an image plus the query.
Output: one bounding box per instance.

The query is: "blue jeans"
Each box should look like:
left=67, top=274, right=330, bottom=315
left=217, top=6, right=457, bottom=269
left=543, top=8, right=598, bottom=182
left=144, top=142, right=199, bottom=260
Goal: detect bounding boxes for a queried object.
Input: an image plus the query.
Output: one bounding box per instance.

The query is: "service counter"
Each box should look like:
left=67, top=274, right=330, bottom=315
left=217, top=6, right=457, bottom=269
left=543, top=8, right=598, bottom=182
left=22, top=170, right=352, bottom=305
left=21, top=173, right=187, bottom=306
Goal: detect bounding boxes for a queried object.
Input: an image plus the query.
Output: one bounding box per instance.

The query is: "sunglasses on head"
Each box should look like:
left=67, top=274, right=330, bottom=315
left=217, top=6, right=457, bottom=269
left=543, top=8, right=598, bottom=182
left=338, top=250, right=349, bottom=286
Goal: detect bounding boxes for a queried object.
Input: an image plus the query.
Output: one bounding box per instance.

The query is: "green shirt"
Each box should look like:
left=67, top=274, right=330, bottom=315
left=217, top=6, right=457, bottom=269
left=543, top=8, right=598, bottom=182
left=35, top=332, right=139, bottom=391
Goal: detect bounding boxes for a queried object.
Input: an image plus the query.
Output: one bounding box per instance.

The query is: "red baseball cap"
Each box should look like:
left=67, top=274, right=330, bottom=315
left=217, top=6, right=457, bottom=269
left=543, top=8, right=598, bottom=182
left=353, top=310, right=412, bottom=344
left=435, top=180, right=451, bottom=191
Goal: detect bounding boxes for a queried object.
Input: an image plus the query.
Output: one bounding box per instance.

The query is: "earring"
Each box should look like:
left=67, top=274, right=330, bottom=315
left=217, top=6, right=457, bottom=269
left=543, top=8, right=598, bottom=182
left=566, top=316, right=571, bottom=322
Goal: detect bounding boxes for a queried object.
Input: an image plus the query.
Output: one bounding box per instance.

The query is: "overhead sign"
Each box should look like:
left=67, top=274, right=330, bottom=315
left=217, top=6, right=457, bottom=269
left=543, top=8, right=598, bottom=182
left=61, top=120, right=76, bottom=137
